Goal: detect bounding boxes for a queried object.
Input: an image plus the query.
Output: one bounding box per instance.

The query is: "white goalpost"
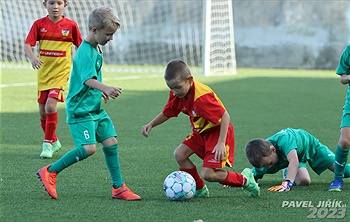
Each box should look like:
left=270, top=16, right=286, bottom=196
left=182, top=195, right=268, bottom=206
left=1, top=0, right=236, bottom=76
left=203, top=0, right=237, bottom=76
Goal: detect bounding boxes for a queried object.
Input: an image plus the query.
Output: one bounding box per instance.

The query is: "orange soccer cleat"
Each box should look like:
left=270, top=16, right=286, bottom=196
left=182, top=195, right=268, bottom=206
left=36, top=165, right=58, bottom=199
left=112, top=183, right=141, bottom=201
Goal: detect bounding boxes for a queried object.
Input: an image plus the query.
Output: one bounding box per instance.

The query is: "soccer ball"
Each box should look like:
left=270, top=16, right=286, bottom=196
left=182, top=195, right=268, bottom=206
left=163, top=171, right=196, bottom=201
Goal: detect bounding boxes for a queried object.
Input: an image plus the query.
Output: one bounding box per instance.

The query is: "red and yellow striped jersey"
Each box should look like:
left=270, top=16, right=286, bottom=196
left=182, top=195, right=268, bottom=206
left=25, top=16, right=82, bottom=91
left=163, top=80, right=226, bottom=134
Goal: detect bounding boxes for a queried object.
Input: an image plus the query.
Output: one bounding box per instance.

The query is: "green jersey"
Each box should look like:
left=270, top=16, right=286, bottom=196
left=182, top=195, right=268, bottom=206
left=253, top=128, right=321, bottom=179
left=336, top=45, right=350, bottom=76
left=66, top=40, right=105, bottom=124
left=336, top=45, right=350, bottom=112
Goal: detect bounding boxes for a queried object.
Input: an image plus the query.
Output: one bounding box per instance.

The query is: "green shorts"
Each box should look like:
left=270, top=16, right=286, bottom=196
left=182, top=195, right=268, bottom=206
left=340, top=109, right=350, bottom=128
left=305, top=143, right=335, bottom=175
left=68, top=113, right=117, bottom=146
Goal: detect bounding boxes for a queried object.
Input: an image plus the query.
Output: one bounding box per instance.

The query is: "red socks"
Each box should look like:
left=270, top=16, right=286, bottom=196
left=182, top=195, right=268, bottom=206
left=40, top=118, right=46, bottom=133
left=179, top=166, right=205, bottom=190
left=220, top=171, right=246, bottom=187
left=43, top=112, right=58, bottom=143
left=179, top=167, right=246, bottom=188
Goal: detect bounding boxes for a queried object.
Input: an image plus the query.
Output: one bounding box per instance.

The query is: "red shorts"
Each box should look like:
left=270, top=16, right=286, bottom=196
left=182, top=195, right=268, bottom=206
left=182, top=123, right=235, bottom=169
left=38, top=88, right=64, bottom=104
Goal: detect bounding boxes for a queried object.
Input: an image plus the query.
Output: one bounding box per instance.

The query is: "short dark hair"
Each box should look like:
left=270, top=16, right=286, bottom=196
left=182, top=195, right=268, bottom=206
left=245, top=138, right=272, bottom=168
left=164, top=59, right=191, bottom=81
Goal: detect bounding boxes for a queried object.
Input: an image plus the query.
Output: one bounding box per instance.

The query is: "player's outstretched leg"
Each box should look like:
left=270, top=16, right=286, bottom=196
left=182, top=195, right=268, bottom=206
left=241, top=168, right=260, bottom=197
left=112, top=183, right=141, bottom=201
left=36, top=165, right=58, bottom=199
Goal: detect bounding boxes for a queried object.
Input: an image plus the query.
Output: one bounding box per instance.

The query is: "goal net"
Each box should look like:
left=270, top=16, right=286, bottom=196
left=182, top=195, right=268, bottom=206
left=1, top=0, right=236, bottom=75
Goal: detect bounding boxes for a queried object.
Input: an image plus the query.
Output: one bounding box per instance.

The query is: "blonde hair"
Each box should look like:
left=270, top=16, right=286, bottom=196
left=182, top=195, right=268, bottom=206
left=88, top=6, right=120, bottom=30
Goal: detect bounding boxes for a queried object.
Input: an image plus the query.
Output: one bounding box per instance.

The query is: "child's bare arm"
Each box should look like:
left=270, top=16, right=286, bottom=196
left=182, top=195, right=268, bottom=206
left=141, top=113, right=169, bottom=137
left=218, top=111, right=230, bottom=144
left=285, top=149, right=299, bottom=183
left=85, top=79, right=122, bottom=99
left=268, top=149, right=299, bottom=192
left=212, top=111, right=230, bottom=160
left=24, top=44, right=43, bottom=69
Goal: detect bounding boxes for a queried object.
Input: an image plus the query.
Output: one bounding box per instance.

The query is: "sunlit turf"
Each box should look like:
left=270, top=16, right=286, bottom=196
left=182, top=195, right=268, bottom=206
left=0, top=66, right=348, bottom=221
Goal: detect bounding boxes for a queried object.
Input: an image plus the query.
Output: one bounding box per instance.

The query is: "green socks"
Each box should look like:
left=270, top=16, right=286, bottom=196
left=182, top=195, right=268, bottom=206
left=344, top=164, right=350, bottom=178
left=334, top=145, right=350, bottom=180
left=47, top=144, right=123, bottom=188
left=49, top=145, right=89, bottom=173
left=102, top=144, right=123, bottom=188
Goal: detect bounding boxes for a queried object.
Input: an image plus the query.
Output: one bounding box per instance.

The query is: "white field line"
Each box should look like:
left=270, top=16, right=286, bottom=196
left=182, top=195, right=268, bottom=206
left=0, top=74, right=160, bottom=88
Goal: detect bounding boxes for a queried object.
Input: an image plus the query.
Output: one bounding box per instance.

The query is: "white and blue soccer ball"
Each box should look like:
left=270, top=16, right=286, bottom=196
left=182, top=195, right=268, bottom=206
left=163, top=171, right=196, bottom=201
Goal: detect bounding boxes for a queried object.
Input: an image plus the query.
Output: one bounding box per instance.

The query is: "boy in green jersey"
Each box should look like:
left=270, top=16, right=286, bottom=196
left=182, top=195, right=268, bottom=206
left=245, top=128, right=350, bottom=192
left=328, top=45, right=350, bottom=191
left=36, top=6, right=140, bottom=201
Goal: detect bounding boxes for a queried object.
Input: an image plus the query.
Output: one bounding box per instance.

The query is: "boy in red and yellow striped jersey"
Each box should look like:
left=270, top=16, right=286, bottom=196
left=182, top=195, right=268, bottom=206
left=24, top=0, right=82, bottom=158
left=141, top=59, right=260, bottom=197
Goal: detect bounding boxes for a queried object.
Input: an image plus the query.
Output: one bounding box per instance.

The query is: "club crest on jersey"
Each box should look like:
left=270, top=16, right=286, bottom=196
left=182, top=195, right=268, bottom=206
left=192, top=110, right=197, bottom=116
left=61, top=29, right=70, bottom=37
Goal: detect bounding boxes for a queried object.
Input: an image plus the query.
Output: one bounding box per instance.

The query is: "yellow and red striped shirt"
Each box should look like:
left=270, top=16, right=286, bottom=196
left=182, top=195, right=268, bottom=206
left=163, top=80, right=226, bottom=134
left=25, top=16, right=82, bottom=91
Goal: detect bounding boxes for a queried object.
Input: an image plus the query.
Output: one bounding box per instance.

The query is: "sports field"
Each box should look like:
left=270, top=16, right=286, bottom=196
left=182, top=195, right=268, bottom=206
left=0, top=66, right=348, bottom=221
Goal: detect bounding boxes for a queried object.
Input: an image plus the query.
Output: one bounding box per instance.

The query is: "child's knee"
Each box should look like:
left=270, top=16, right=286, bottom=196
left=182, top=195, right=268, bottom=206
left=295, top=178, right=311, bottom=186
left=200, top=168, right=215, bottom=182
left=173, top=149, right=180, bottom=161
left=173, top=148, right=185, bottom=162
left=102, top=144, right=118, bottom=156
left=45, top=102, right=57, bottom=113
left=338, top=137, right=350, bottom=148
left=83, top=144, right=96, bottom=156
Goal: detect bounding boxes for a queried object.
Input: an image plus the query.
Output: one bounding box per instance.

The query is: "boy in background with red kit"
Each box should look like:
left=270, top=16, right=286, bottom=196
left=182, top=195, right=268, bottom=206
left=24, top=0, right=82, bottom=158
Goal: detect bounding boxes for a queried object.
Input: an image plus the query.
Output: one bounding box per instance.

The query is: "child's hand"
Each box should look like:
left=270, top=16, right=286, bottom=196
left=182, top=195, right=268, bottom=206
left=141, top=125, right=152, bottom=137
left=102, top=92, right=109, bottom=103
left=212, top=143, right=226, bottom=161
left=268, top=180, right=293, bottom=192
left=104, top=87, right=122, bottom=99
left=30, top=57, right=43, bottom=69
